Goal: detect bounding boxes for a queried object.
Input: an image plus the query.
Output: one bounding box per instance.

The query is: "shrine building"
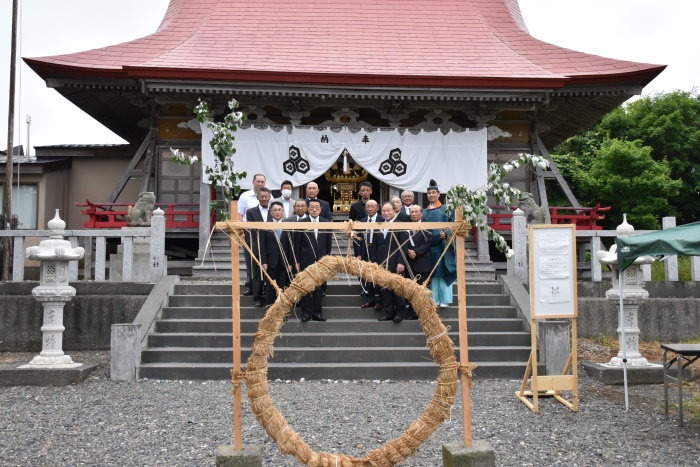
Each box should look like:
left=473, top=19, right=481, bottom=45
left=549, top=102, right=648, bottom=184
left=15, top=0, right=664, bottom=272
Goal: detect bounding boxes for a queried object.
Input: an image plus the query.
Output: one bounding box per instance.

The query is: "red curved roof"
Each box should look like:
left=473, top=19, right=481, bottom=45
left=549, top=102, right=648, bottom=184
left=25, top=0, right=664, bottom=88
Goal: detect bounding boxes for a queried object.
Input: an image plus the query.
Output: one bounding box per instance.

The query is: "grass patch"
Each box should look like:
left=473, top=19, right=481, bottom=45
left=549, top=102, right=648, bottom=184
left=651, top=255, right=692, bottom=281
left=595, top=334, right=617, bottom=348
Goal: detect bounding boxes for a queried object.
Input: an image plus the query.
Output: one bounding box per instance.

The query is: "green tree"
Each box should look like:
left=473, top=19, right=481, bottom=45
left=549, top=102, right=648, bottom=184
left=599, top=90, right=700, bottom=224
left=573, top=139, right=681, bottom=229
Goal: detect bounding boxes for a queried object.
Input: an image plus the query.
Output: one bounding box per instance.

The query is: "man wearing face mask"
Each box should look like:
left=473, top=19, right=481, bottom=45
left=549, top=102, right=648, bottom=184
left=274, top=180, right=296, bottom=219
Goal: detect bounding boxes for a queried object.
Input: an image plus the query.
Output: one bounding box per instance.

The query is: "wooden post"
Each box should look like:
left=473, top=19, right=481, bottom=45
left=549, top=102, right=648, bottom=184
left=454, top=208, right=472, bottom=448
left=230, top=201, right=243, bottom=450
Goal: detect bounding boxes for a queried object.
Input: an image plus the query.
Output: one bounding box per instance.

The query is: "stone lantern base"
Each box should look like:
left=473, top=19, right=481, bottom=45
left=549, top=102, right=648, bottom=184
left=0, top=363, right=99, bottom=387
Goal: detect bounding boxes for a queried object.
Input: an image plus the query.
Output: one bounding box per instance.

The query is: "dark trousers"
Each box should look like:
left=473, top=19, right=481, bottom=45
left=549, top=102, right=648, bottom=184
left=300, top=287, right=323, bottom=318
left=243, top=231, right=252, bottom=289
left=264, top=264, right=289, bottom=306
left=379, top=287, right=405, bottom=319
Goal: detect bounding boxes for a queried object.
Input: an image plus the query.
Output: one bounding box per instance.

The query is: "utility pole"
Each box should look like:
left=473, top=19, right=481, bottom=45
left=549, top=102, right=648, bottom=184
left=3, top=0, right=19, bottom=281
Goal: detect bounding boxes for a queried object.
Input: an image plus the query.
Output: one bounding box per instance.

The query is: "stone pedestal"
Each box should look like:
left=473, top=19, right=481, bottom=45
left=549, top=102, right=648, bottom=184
left=216, top=445, right=263, bottom=467
left=442, top=441, right=496, bottom=467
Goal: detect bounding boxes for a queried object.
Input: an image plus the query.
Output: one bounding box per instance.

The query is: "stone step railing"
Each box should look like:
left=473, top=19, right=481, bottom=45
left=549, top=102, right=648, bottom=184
left=0, top=209, right=166, bottom=283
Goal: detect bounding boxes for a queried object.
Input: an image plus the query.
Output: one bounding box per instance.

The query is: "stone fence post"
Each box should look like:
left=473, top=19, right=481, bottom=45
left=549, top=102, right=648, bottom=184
left=510, top=208, right=528, bottom=284
left=662, top=217, right=678, bottom=281
left=150, top=208, right=166, bottom=283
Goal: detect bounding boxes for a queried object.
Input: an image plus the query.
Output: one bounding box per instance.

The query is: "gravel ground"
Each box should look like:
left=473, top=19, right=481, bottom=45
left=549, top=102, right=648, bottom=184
left=1, top=351, right=698, bottom=466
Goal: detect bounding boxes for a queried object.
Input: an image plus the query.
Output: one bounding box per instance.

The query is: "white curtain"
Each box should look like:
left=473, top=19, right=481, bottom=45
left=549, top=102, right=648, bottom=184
left=201, top=126, right=487, bottom=191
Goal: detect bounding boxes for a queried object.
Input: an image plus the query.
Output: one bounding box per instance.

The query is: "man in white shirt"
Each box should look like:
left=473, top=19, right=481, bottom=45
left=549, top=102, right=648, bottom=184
left=400, top=190, right=415, bottom=217
left=274, top=179, right=296, bottom=218
left=238, top=173, right=266, bottom=295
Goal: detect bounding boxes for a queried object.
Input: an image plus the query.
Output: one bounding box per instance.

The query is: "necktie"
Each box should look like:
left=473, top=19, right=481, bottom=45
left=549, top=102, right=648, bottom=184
left=367, top=217, right=373, bottom=243
left=275, top=220, right=281, bottom=239
left=313, top=218, right=318, bottom=239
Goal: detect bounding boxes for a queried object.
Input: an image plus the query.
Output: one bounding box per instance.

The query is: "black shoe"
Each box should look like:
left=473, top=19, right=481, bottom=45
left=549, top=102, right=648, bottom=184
left=360, top=301, right=376, bottom=309
left=378, top=314, right=393, bottom=321
left=301, top=315, right=311, bottom=322
left=312, top=314, right=327, bottom=322
left=243, top=288, right=253, bottom=296
left=254, top=300, right=263, bottom=308
left=393, top=315, right=403, bottom=323
left=405, top=314, right=419, bottom=320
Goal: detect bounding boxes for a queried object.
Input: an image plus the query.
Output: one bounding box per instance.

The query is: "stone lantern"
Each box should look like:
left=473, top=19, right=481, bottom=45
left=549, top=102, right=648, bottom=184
left=596, top=214, right=655, bottom=367
left=23, top=210, right=85, bottom=367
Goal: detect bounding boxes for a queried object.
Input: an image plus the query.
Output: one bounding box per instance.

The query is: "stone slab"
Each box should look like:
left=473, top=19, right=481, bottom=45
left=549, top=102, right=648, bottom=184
left=216, top=445, right=263, bottom=467
left=442, top=440, right=496, bottom=467
left=0, top=362, right=99, bottom=387
left=580, top=361, right=686, bottom=385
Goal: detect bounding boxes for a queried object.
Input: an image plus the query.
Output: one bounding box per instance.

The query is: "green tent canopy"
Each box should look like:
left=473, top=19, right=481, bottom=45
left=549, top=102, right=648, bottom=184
left=616, top=221, right=700, bottom=271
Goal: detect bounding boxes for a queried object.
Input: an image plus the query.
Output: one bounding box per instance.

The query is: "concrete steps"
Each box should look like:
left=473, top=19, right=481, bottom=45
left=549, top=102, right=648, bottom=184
left=138, top=282, right=539, bottom=380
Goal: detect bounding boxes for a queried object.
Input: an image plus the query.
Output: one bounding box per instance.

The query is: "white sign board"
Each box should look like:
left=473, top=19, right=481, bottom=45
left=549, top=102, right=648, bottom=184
left=529, top=225, right=578, bottom=318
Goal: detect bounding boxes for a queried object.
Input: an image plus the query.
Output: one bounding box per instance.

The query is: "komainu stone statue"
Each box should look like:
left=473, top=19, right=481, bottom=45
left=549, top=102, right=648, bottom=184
left=127, top=192, right=156, bottom=226
left=517, top=192, right=547, bottom=224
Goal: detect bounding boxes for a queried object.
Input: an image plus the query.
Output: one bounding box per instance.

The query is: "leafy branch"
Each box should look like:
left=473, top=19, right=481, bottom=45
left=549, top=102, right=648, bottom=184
left=171, top=98, right=247, bottom=219
left=444, top=153, right=549, bottom=258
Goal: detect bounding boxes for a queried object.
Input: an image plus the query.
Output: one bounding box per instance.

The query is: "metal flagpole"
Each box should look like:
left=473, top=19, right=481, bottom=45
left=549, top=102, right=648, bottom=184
left=619, top=268, right=629, bottom=410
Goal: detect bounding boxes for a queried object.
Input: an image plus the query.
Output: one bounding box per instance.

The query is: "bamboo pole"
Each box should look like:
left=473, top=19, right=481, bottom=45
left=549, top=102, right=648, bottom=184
left=454, top=208, right=472, bottom=448
left=230, top=201, right=242, bottom=450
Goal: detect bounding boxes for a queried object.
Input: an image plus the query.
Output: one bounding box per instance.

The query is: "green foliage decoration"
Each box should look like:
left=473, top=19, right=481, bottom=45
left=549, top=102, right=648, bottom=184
left=445, top=153, right=549, bottom=258
left=171, top=99, right=247, bottom=220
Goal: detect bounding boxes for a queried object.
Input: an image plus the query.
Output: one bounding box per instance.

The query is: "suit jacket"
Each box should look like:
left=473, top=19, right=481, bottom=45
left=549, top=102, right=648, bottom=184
left=349, top=200, right=367, bottom=221
left=395, top=211, right=411, bottom=222
left=259, top=221, right=292, bottom=270
left=405, top=223, right=433, bottom=272
left=376, top=223, right=406, bottom=272
left=293, top=217, right=332, bottom=270
left=273, top=196, right=296, bottom=219
left=305, top=197, right=332, bottom=221
left=246, top=205, right=273, bottom=259
left=353, top=215, right=379, bottom=262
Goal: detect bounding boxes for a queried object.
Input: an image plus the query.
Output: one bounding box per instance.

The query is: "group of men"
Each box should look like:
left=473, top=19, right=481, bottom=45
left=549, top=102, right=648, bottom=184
left=237, top=174, right=332, bottom=322
left=236, top=175, right=449, bottom=324
left=351, top=184, right=433, bottom=323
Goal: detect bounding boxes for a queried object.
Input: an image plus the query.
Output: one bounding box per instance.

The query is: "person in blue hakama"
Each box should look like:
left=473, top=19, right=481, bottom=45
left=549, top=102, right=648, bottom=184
left=422, top=179, right=456, bottom=308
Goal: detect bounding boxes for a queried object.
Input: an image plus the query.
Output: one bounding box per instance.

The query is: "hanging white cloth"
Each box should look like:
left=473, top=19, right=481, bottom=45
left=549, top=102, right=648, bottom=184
left=201, top=126, right=487, bottom=191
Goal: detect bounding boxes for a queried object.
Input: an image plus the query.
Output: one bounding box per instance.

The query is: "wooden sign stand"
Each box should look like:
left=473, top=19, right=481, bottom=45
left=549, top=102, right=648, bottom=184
left=515, top=224, right=579, bottom=413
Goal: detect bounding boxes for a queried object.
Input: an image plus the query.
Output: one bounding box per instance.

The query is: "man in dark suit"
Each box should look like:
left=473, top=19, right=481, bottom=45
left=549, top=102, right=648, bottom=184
left=376, top=202, right=407, bottom=322
left=304, top=181, right=332, bottom=221
left=293, top=199, right=332, bottom=322
left=354, top=199, right=380, bottom=309
left=349, top=180, right=372, bottom=221
left=391, top=195, right=411, bottom=222
left=246, top=187, right=272, bottom=308
left=404, top=205, right=433, bottom=320
left=261, top=201, right=293, bottom=307
left=284, top=198, right=308, bottom=222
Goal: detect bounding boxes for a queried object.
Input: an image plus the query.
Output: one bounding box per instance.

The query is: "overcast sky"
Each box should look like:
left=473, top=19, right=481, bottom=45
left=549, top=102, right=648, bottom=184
left=1, top=0, right=699, bottom=152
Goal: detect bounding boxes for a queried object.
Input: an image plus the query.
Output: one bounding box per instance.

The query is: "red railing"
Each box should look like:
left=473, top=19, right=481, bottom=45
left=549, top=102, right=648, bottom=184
left=486, top=204, right=611, bottom=231
left=76, top=200, right=200, bottom=229
left=78, top=199, right=610, bottom=233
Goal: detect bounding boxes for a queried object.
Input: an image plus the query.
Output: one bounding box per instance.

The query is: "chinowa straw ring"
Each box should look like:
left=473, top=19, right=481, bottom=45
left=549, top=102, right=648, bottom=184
left=234, top=255, right=476, bottom=466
